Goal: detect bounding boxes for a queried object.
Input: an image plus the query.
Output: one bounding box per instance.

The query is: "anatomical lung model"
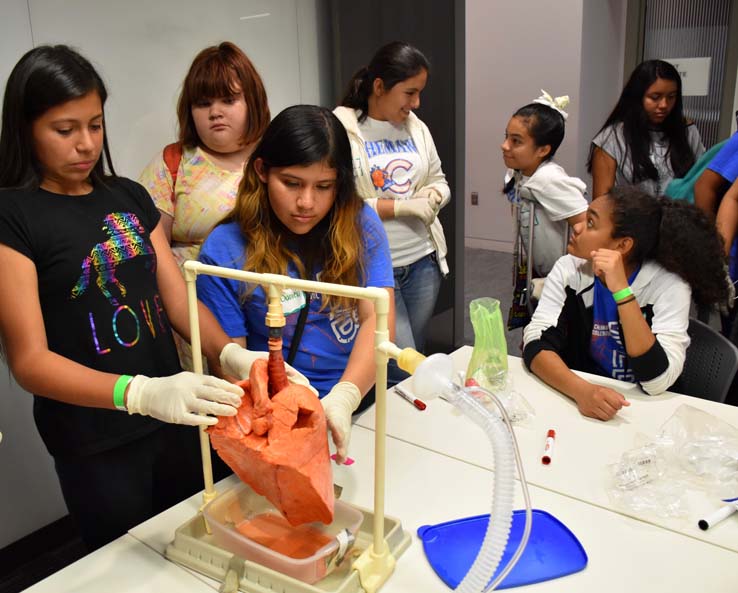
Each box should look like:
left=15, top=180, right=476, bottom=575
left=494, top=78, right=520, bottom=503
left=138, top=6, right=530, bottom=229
left=209, top=352, right=334, bottom=526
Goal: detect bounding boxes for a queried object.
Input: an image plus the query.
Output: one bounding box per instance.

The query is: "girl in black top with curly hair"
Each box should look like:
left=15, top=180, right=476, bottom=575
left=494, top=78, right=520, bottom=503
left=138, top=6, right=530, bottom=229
left=523, top=186, right=728, bottom=421
left=588, top=60, right=704, bottom=199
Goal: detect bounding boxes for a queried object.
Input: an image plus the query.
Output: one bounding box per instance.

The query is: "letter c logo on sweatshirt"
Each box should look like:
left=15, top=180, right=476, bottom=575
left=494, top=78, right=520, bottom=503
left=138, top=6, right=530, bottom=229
left=370, top=159, right=413, bottom=194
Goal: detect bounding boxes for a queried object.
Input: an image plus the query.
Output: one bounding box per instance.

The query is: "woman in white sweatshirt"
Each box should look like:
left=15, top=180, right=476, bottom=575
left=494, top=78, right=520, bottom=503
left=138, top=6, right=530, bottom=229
left=334, top=42, right=450, bottom=378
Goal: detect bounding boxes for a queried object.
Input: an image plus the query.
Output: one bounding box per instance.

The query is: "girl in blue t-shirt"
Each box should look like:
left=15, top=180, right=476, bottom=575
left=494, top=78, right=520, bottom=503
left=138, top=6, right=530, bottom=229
left=197, top=105, right=394, bottom=464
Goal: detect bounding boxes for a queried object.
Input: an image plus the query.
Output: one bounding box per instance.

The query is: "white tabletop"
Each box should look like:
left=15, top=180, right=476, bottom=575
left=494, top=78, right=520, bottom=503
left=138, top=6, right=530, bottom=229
left=356, top=347, right=738, bottom=552
left=129, top=426, right=738, bottom=592
left=22, top=534, right=215, bottom=592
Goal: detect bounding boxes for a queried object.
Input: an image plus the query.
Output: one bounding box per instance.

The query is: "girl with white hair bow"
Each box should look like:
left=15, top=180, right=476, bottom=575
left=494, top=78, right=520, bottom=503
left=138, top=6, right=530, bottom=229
left=501, top=90, right=589, bottom=329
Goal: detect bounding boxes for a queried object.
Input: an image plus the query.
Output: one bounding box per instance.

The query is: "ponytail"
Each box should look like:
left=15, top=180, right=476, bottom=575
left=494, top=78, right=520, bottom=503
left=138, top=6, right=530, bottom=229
left=339, top=41, right=429, bottom=123
left=608, top=187, right=728, bottom=308
left=340, top=66, right=372, bottom=120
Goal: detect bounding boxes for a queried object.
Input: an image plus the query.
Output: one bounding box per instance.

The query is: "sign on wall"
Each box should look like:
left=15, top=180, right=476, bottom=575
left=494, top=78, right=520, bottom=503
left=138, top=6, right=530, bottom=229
left=663, top=57, right=712, bottom=96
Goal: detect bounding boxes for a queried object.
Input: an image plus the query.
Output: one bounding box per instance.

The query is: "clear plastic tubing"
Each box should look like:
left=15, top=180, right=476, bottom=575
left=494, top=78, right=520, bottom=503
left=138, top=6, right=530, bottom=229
left=414, top=353, right=526, bottom=592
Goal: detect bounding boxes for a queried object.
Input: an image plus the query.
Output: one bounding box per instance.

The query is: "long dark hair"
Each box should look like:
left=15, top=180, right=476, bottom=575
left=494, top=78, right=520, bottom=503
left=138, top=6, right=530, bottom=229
left=503, top=102, right=566, bottom=193
left=0, top=45, right=116, bottom=190
left=225, top=105, right=364, bottom=311
left=340, top=41, right=429, bottom=123
left=608, top=187, right=727, bottom=307
left=587, top=60, right=695, bottom=184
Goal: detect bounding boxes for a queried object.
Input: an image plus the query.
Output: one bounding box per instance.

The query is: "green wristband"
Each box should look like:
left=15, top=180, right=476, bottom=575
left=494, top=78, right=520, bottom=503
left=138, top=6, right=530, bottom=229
left=612, top=286, right=634, bottom=302
left=113, top=375, right=133, bottom=411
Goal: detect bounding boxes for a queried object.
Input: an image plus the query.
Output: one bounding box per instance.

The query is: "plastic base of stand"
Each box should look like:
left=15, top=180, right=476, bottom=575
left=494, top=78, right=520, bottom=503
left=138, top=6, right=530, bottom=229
left=166, top=503, right=411, bottom=593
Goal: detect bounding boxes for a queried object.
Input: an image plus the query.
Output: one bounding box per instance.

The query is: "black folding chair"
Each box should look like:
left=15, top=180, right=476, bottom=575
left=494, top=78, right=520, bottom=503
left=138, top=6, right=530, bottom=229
left=671, top=318, right=738, bottom=403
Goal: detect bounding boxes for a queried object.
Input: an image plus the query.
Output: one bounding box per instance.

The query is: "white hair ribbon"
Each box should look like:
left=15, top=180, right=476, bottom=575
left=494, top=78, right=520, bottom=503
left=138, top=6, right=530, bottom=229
left=533, top=89, right=570, bottom=120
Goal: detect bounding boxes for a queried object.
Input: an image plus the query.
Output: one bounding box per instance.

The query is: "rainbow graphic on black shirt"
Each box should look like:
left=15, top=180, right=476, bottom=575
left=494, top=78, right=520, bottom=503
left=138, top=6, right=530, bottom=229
left=71, top=212, right=155, bottom=306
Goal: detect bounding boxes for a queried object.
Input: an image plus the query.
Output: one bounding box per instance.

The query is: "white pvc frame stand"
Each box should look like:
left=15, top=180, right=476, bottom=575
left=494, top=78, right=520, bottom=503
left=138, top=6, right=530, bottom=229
left=183, top=260, right=404, bottom=593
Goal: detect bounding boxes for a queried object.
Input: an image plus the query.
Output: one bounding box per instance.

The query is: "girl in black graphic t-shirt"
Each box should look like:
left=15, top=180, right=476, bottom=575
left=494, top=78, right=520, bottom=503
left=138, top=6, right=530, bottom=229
left=0, top=45, right=287, bottom=550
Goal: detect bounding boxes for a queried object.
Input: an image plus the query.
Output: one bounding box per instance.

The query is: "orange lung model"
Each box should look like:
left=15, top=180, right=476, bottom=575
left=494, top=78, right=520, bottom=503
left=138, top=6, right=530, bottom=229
left=209, top=356, right=334, bottom=526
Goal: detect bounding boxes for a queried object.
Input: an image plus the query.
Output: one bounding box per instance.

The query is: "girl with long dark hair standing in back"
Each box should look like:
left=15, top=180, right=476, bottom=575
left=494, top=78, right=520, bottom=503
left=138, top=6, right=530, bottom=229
left=588, top=60, right=704, bottom=198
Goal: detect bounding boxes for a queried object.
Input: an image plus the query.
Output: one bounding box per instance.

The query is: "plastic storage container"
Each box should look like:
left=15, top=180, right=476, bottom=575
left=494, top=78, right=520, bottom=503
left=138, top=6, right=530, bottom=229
left=203, top=481, right=364, bottom=584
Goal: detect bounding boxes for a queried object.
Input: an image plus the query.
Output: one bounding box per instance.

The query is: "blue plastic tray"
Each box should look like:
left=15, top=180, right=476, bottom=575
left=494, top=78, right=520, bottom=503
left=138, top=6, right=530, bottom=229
left=417, top=509, right=588, bottom=589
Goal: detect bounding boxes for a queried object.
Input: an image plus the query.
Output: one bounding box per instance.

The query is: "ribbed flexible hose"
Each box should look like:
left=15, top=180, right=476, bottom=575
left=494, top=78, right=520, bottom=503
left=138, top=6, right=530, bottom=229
left=412, top=353, right=529, bottom=592
left=449, top=386, right=516, bottom=593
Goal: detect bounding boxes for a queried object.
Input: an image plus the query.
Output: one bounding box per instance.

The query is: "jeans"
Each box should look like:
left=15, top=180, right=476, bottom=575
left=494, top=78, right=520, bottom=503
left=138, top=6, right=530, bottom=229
left=388, top=253, right=442, bottom=384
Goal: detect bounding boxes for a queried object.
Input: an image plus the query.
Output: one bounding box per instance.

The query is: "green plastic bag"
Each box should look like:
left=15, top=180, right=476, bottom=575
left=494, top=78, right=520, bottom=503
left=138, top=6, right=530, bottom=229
left=466, top=297, right=508, bottom=391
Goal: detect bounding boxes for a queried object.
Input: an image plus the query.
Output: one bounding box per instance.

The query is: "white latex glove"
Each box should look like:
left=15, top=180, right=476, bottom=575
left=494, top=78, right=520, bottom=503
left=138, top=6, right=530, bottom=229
left=417, top=189, right=444, bottom=213
left=219, top=342, right=267, bottom=380
left=219, top=342, right=314, bottom=391
left=126, top=372, right=243, bottom=427
left=394, top=197, right=436, bottom=225
left=321, top=381, right=361, bottom=464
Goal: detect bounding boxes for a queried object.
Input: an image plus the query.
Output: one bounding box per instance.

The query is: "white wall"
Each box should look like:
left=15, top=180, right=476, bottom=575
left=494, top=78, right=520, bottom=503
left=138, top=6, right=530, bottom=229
left=25, top=0, right=333, bottom=179
left=464, top=0, right=627, bottom=251
left=578, top=0, right=628, bottom=182
left=0, top=0, right=68, bottom=551
left=0, top=0, right=32, bottom=87
left=0, top=0, right=331, bottom=549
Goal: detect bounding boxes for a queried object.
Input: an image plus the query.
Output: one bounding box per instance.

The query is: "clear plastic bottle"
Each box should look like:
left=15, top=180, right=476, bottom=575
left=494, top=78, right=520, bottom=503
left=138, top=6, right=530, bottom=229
left=465, top=297, right=508, bottom=392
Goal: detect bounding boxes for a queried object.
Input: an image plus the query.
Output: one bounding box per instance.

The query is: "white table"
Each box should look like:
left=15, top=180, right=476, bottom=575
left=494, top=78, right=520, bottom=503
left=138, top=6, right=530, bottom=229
left=356, top=347, right=738, bottom=553
left=21, top=534, right=215, bottom=592
left=26, top=351, right=738, bottom=593
left=129, top=426, right=738, bottom=592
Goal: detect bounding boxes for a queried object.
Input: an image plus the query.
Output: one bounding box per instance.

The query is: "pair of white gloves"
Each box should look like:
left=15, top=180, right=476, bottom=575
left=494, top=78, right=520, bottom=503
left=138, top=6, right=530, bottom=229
left=124, top=342, right=359, bottom=463
left=394, top=189, right=443, bottom=226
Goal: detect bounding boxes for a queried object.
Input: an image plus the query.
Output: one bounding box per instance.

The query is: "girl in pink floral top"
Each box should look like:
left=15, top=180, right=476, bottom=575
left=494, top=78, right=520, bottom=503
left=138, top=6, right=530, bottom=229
left=139, top=41, right=270, bottom=369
